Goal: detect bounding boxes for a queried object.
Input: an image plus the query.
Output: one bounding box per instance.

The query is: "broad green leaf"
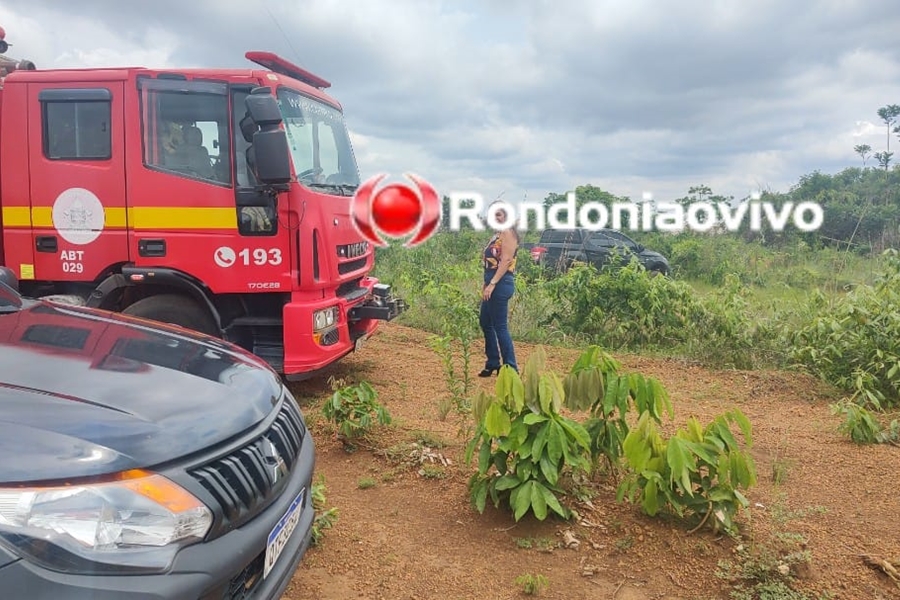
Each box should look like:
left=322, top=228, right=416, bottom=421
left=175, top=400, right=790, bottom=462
left=510, top=373, right=525, bottom=413
left=685, top=417, right=705, bottom=443
left=463, top=427, right=480, bottom=464
left=523, top=413, right=548, bottom=425
left=656, top=378, right=674, bottom=420
left=547, top=421, right=564, bottom=465
left=530, top=481, right=548, bottom=520
left=532, top=422, right=550, bottom=460
left=664, top=440, right=693, bottom=497
left=548, top=372, right=565, bottom=413
left=587, top=368, right=604, bottom=410
left=471, top=390, right=492, bottom=423
left=494, top=474, right=521, bottom=491
left=524, top=346, right=547, bottom=375
left=629, top=373, right=648, bottom=413
left=616, top=375, right=630, bottom=415
left=708, top=487, right=736, bottom=502
left=540, top=484, right=568, bottom=518
left=513, top=480, right=534, bottom=521
left=517, top=460, right=534, bottom=481
left=472, top=479, right=488, bottom=513
left=523, top=367, right=541, bottom=412
left=518, top=436, right=533, bottom=460
left=538, top=376, right=554, bottom=415
left=557, top=417, right=592, bottom=452
left=495, top=366, right=511, bottom=400
left=642, top=477, right=660, bottom=515
left=478, top=438, right=492, bottom=474
left=539, top=453, right=559, bottom=486
left=710, top=420, right=739, bottom=451
left=683, top=440, right=718, bottom=465
left=730, top=409, right=753, bottom=447
left=508, top=418, right=528, bottom=448
left=729, top=450, right=757, bottom=487
left=602, top=374, right=620, bottom=417
left=622, top=430, right=651, bottom=473
left=492, top=450, right=509, bottom=475
left=484, top=402, right=512, bottom=437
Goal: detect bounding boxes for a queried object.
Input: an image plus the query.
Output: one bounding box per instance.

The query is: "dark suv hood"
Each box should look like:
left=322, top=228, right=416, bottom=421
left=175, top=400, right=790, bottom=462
left=639, top=249, right=667, bottom=263
left=0, top=300, right=283, bottom=483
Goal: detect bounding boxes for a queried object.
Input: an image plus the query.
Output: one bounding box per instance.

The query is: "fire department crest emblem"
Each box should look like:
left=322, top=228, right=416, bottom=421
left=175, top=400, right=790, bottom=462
left=52, top=187, right=105, bottom=245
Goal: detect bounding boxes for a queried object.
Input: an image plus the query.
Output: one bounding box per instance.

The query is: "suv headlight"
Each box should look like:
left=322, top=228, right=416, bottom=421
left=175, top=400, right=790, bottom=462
left=0, top=469, right=212, bottom=574
left=313, top=306, right=337, bottom=331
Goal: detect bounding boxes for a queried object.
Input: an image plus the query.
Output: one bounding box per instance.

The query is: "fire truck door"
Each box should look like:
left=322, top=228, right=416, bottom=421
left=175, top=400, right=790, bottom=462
left=27, top=83, right=128, bottom=283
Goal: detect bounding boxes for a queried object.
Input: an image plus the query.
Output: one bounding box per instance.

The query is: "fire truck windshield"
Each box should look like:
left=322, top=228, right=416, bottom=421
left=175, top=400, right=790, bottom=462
left=276, top=88, right=360, bottom=195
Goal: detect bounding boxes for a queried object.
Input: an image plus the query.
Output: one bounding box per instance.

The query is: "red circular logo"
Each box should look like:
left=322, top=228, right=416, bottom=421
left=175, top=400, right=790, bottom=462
left=351, top=173, right=440, bottom=247
left=370, top=184, right=421, bottom=237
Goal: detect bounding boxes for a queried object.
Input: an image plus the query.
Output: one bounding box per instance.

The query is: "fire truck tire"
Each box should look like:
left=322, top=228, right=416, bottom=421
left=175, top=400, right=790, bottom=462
left=122, top=294, right=219, bottom=337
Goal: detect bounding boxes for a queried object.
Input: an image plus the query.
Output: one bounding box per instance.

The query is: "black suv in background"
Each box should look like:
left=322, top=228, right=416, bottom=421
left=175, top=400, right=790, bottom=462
left=526, top=228, right=671, bottom=276
left=0, top=267, right=315, bottom=599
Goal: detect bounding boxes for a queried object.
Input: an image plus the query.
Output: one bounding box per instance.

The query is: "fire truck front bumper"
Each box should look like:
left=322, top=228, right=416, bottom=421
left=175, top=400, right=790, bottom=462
left=281, top=282, right=407, bottom=380
left=346, top=283, right=408, bottom=322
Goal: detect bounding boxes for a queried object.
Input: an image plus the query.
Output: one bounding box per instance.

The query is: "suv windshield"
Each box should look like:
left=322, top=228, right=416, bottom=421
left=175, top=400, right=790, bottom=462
left=276, top=88, right=360, bottom=195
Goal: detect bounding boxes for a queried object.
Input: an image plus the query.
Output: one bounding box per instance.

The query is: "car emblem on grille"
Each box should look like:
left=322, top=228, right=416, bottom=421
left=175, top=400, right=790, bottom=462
left=338, top=242, right=369, bottom=258
left=260, top=438, right=288, bottom=485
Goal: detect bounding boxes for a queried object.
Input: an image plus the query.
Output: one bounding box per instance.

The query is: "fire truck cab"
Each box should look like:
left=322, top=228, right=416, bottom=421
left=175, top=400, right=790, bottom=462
left=0, top=38, right=406, bottom=380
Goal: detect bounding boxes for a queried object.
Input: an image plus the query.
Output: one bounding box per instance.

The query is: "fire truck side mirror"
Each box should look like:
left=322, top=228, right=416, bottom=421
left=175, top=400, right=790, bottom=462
left=244, top=90, right=291, bottom=186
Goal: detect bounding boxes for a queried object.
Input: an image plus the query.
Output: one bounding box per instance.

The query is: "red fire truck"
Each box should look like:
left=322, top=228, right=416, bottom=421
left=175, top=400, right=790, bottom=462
left=0, top=29, right=406, bottom=380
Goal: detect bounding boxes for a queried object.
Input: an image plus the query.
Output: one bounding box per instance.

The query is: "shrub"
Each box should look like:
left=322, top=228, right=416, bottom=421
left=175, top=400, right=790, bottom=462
left=321, top=379, right=392, bottom=443
left=465, top=349, right=592, bottom=522
left=617, top=409, right=757, bottom=536
left=790, top=249, right=900, bottom=410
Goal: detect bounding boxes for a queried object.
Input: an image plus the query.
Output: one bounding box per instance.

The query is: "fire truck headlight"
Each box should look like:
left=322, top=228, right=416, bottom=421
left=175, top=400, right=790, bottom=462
left=313, top=307, right=337, bottom=332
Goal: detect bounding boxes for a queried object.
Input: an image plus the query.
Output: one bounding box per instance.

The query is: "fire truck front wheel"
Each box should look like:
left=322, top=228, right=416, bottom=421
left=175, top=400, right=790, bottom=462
left=123, top=294, right=219, bottom=337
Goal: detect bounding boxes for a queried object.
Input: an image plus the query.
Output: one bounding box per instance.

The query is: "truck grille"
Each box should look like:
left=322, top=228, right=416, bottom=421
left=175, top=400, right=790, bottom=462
left=337, top=257, right=367, bottom=274
left=188, top=398, right=306, bottom=537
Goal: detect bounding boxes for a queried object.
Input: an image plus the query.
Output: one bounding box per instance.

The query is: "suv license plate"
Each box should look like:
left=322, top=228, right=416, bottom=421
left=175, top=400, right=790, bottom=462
left=264, top=488, right=305, bottom=579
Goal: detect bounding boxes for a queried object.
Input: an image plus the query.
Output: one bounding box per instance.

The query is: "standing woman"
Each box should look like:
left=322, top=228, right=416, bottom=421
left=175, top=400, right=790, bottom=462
left=479, top=205, right=519, bottom=376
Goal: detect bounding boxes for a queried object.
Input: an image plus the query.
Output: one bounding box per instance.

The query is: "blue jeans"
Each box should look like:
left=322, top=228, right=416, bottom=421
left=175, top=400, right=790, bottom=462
left=480, top=271, right=517, bottom=371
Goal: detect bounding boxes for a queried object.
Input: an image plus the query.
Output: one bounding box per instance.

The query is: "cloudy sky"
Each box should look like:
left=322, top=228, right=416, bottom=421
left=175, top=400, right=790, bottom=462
left=2, top=0, right=898, bottom=205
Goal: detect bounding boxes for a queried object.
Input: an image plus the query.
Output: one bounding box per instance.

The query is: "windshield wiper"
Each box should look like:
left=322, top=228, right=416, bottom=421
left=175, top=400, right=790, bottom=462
left=305, top=182, right=350, bottom=196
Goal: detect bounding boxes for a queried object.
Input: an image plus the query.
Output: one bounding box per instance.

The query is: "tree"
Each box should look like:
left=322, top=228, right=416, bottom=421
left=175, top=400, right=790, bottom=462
left=874, top=151, right=893, bottom=172
left=876, top=104, right=900, bottom=153
left=686, top=184, right=712, bottom=202
left=541, top=184, right=628, bottom=229
left=854, top=143, right=872, bottom=167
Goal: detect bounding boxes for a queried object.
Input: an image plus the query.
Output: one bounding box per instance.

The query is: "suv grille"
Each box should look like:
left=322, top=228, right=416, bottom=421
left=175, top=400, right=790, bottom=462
left=226, top=550, right=266, bottom=600
left=188, top=398, right=306, bottom=536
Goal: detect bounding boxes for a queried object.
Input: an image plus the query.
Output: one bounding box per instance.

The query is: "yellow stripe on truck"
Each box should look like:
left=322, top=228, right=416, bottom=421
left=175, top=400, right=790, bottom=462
left=129, top=207, right=237, bottom=230
left=31, top=207, right=52, bottom=228
left=1, top=206, right=31, bottom=227
left=2, top=206, right=236, bottom=230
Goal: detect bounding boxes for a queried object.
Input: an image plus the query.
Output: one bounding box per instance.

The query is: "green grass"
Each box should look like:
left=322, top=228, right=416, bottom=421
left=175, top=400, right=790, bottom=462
left=373, top=229, right=889, bottom=373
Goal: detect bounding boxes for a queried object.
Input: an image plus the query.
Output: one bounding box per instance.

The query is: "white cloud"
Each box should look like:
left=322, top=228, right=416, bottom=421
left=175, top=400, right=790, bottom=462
left=0, top=7, right=180, bottom=69
left=2, top=0, right=900, bottom=204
